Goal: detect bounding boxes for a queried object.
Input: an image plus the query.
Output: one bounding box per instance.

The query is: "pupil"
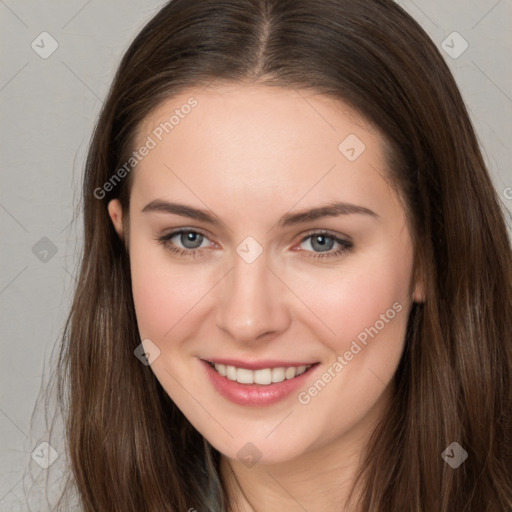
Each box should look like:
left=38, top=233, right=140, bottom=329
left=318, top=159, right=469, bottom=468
left=312, top=235, right=333, bottom=252
left=182, top=231, right=203, bottom=248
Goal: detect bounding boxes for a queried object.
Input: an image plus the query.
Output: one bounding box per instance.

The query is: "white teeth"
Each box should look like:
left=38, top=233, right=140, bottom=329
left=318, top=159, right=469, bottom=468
left=236, top=368, right=254, bottom=384
left=296, top=365, right=307, bottom=376
left=285, top=367, right=297, bottom=380
left=271, top=367, right=285, bottom=383
left=226, top=365, right=237, bottom=380
left=254, top=368, right=272, bottom=385
left=213, top=363, right=312, bottom=385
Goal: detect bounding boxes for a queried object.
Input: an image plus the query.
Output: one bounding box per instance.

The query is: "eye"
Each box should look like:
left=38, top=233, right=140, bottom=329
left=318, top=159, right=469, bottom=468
left=298, top=230, right=354, bottom=259
left=156, top=229, right=214, bottom=257
left=156, top=228, right=354, bottom=260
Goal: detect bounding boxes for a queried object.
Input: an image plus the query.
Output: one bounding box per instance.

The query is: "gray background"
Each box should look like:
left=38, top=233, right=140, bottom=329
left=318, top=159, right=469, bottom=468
left=1, top=0, right=511, bottom=509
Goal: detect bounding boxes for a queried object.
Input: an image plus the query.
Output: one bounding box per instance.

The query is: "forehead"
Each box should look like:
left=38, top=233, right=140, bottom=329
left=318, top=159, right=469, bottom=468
left=129, top=83, right=397, bottom=220
left=134, top=82, right=380, bottom=154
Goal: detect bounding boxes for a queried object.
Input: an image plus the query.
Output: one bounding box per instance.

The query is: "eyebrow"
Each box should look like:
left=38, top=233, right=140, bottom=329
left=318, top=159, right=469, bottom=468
left=142, top=199, right=380, bottom=228
left=141, top=199, right=379, bottom=227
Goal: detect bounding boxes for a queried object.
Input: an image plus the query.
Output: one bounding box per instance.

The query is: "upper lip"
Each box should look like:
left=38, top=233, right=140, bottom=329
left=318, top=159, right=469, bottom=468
left=202, top=358, right=319, bottom=370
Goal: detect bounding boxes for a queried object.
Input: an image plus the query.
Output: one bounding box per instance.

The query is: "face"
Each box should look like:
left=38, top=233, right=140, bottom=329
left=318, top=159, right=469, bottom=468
left=108, top=83, right=422, bottom=465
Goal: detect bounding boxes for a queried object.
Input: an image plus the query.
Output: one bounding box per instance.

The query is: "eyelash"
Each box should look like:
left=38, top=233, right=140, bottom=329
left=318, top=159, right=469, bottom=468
left=156, top=228, right=354, bottom=260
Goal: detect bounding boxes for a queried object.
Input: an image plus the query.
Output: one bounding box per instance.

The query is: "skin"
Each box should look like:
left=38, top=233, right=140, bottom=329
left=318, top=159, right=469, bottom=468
left=108, top=82, right=424, bottom=511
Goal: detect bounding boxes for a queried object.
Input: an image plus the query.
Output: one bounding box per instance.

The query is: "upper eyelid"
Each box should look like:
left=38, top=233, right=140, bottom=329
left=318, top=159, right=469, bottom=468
left=299, top=228, right=352, bottom=243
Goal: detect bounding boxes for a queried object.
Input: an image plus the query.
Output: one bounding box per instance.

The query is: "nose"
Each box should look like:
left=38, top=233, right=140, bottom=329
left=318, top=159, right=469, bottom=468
left=215, top=252, right=291, bottom=344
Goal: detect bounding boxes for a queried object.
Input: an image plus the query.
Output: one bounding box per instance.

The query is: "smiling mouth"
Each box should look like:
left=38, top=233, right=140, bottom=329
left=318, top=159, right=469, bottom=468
left=205, top=361, right=316, bottom=386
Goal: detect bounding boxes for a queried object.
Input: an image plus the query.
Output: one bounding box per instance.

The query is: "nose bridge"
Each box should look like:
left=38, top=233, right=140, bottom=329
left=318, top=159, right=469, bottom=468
left=215, top=247, right=289, bottom=342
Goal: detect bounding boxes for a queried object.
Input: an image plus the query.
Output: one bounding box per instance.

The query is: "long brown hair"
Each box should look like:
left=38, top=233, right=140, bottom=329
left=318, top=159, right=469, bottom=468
left=34, top=0, right=512, bottom=510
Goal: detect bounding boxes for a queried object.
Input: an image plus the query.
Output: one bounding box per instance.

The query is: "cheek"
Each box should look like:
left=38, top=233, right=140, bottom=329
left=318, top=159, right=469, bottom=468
left=290, top=239, right=414, bottom=356
left=291, top=249, right=412, bottom=436
left=128, top=235, right=212, bottom=342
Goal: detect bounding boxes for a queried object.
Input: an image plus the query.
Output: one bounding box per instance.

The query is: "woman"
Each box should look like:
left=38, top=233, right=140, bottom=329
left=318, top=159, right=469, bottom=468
left=43, top=0, right=512, bottom=510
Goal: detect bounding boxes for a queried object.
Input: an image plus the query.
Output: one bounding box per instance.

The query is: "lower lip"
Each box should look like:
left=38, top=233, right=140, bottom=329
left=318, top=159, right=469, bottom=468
left=200, top=359, right=319, bottom=407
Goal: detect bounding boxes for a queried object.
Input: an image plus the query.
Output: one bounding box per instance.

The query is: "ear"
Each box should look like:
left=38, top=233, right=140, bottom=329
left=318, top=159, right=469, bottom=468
left=412, top=279, right=425, bottom=303
left=409, top=248, right=426, bottom=303
left=412, top=264, right=426, bottom=303
left=108, top=199, right=124, bottom=240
